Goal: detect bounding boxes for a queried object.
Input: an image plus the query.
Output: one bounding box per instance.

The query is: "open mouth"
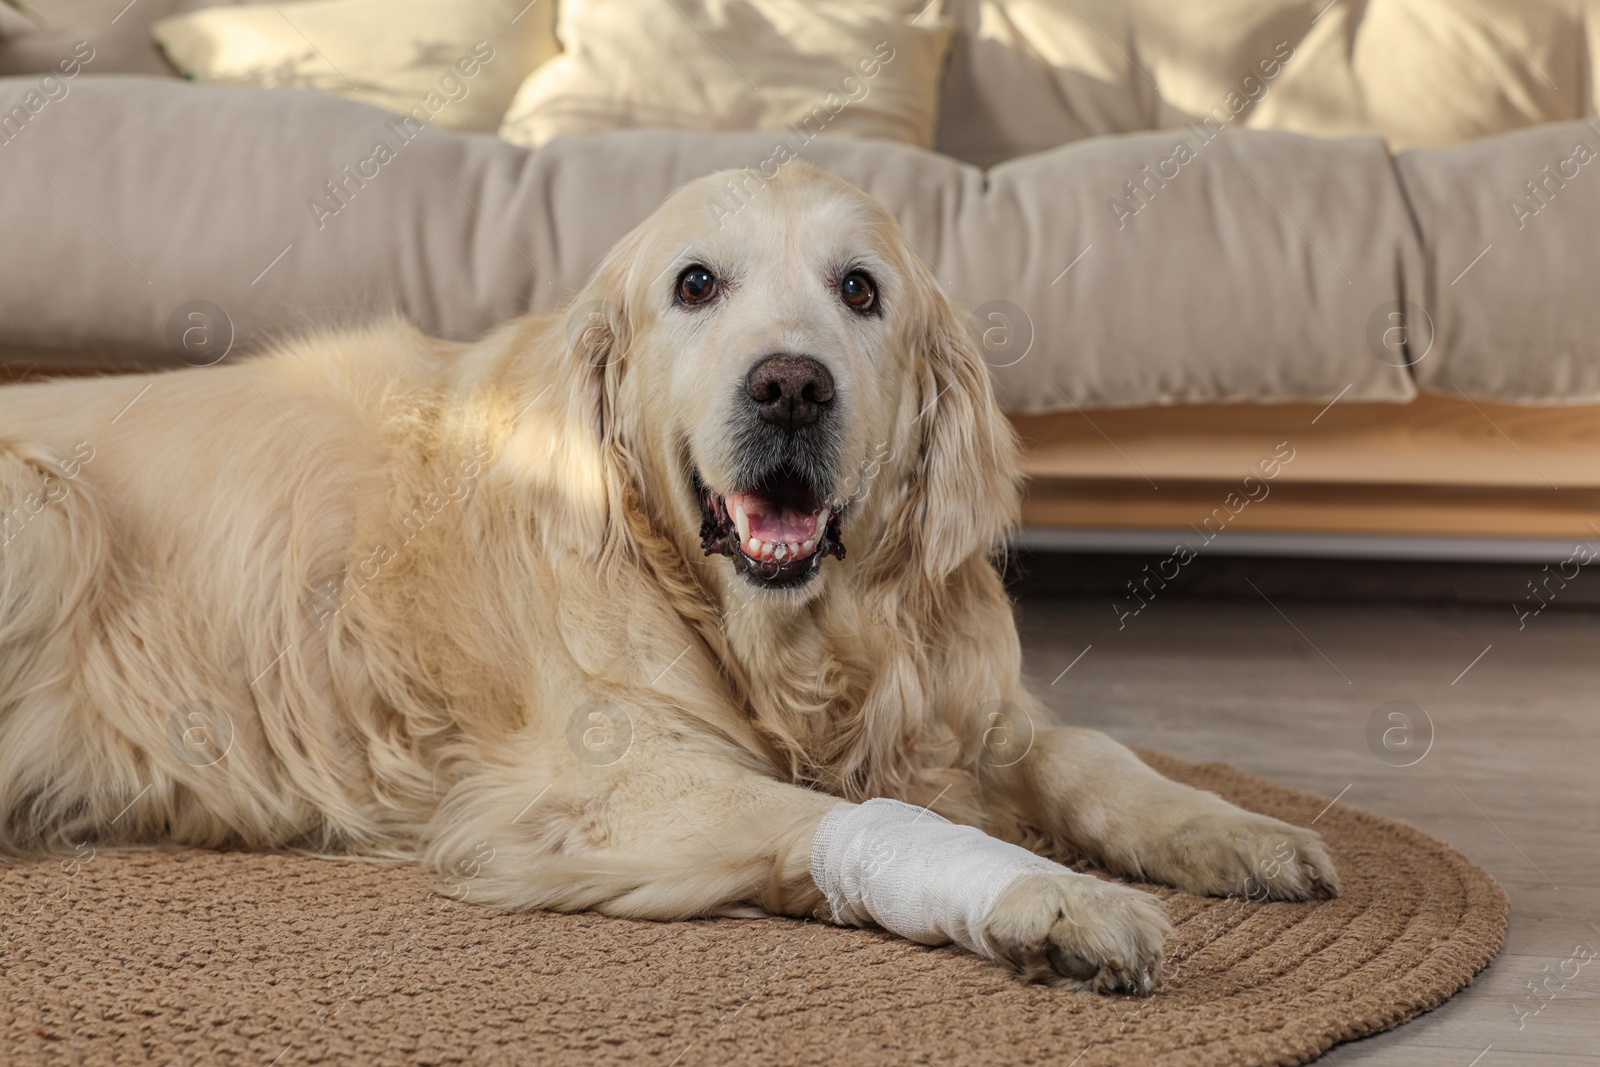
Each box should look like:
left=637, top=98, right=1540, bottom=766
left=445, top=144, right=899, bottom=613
left=697, top=466, right=845, bottom=588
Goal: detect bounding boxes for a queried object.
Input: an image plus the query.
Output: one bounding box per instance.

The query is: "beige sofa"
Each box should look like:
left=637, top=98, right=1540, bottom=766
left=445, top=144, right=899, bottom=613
left=5, top=0, right=1600, bottom=543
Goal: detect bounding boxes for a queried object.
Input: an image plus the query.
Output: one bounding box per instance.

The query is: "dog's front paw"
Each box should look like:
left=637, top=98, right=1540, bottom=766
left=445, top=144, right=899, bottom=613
left=979, top=872, right=1171, bottom=994
left=1143, top=812, right=1340, bottom=901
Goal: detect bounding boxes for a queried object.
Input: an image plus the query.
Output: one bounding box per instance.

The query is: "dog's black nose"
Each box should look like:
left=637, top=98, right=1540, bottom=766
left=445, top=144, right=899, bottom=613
left=746, top=355, right=834, bottom=430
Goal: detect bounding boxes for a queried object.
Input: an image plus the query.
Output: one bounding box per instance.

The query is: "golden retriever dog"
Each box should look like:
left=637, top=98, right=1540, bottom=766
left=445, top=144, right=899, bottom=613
left=0, top=164, right=1336, bottom=992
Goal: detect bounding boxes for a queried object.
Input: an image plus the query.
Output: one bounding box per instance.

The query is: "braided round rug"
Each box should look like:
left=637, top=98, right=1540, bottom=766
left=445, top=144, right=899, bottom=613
left=2, top=752, right=1507, bottom=1066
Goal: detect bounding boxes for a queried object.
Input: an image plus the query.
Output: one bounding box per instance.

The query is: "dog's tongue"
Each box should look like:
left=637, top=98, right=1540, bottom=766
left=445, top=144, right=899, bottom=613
left=725, top=491, right=820, bottom=541
left=724, top=490, right=828, bottom=559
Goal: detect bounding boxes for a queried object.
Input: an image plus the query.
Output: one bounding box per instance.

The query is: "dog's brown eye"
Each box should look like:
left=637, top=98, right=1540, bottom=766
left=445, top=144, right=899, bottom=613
left=840, top=270, right=876, bottom=313
left=677, top=266, right=718, bottom=306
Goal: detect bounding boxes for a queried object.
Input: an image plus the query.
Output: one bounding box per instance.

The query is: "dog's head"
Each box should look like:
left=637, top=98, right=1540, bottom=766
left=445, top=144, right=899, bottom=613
left=566, top=164, right=1019, bottom=604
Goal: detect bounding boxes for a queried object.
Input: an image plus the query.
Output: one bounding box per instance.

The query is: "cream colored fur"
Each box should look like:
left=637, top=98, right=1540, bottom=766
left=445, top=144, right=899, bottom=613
left=0, top=166, right=1336, bottom=991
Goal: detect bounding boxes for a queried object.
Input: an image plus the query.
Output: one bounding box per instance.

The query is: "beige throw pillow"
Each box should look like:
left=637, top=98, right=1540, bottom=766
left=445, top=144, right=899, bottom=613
left=936, top=0, right=1591, bottom=166
left=151, top=0, right=559, bottom=133
left=499, top=0, right=952, bottom=149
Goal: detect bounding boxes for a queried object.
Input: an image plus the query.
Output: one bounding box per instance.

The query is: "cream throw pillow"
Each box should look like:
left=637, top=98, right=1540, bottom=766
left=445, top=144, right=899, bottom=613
left=151, top=0, right=559, bottom=133
left=499, top=0, right=952, bottom=149
left=937, top=0, right=1590, bottom=166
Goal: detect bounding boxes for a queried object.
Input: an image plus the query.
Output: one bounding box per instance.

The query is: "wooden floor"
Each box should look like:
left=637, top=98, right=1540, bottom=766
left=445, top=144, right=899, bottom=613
left=1015, top=592, right=1600, bottom=1065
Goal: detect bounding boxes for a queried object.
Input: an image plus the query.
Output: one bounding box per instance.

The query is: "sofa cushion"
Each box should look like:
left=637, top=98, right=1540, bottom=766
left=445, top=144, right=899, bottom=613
left=1399, top=120, right=1600, bottom=402
left=498, top=0, right=951, bottom=150
left=972, top=127, right=1420, bottom=409
left=149, top=0, right=558, bottom=133
left=0, top=76, right=1431, bottom=410
left=935, top=0, right=1594, bottom=167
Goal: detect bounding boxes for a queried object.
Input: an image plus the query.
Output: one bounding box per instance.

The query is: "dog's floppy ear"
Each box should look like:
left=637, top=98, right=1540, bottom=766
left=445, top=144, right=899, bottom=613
left=558, top=223, right=714, bottom=580
left=874, top=268, right=1022, bottom=585
left=562, top=228, right=645, bottom=446
left=528, top=226, right=655, bottom=565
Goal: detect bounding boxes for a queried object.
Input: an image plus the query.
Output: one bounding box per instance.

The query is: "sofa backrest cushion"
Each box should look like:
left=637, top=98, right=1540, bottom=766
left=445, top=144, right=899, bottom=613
left=0, top=76, right=1431, bottom=411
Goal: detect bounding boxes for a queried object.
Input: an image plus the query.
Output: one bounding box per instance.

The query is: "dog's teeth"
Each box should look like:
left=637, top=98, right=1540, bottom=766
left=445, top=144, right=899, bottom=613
left=747, top=537, right=763, bottom=557
left=800, top=538, right=814, bottom=555
left=816, top=507, right=831, bottom=530
left=733, top=503, right=751, bottom=544
left=773, top=543, right=788, bottom=562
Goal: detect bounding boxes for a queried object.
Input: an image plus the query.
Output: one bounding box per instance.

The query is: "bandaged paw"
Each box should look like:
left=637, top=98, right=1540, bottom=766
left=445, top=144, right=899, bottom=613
left=808, top=797, right=1074, bottom=959
left=810, top=798, right=1171, bottom=990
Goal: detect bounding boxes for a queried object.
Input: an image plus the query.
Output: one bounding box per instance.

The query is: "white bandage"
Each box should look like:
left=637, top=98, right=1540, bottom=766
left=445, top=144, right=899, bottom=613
left=808, top=798, right=1073, bottom=959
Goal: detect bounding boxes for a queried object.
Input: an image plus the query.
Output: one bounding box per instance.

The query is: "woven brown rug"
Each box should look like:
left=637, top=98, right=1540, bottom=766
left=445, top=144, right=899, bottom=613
left=1, top=753, right=1507, bottom=1066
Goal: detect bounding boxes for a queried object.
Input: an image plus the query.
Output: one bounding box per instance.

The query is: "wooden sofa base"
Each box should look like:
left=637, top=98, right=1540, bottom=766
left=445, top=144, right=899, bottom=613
left=1013, top=395, right=1600, bottom=541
